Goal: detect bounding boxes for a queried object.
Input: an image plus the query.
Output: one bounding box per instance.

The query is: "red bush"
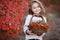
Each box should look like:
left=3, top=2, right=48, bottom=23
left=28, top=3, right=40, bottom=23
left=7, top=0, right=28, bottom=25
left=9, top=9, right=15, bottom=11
left=0, top=0, right=30, bottom=39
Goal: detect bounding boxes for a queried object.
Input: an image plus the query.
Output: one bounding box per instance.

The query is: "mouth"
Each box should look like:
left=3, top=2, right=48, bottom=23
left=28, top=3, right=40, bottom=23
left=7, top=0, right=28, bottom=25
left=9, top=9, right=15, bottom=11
left=36, top=10, right=40, bottom=12
left=35, top=11, right=40, bottom=13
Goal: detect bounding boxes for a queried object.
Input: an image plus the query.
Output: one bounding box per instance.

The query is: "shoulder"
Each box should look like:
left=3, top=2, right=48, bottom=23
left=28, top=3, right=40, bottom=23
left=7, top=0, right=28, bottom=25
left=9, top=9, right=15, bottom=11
left=25, top=14, right=33, bottom=21
left=27, top=15, right=32, bottom=17
left=26, top=15, right=32, bottom=19
left=24, top=15, right=33, bottom=25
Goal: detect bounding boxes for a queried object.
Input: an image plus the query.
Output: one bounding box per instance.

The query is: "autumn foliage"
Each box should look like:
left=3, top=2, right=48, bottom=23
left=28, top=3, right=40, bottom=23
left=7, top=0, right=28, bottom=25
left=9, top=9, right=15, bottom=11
left=0, top=0, right=30, bottom=39
left=0, top=0, right=59, bottom=39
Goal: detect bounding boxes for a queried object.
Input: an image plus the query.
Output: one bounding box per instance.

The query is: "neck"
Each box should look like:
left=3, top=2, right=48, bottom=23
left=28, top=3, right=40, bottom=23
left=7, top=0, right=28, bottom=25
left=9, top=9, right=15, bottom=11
left=33, top=14, right=42, bottom=17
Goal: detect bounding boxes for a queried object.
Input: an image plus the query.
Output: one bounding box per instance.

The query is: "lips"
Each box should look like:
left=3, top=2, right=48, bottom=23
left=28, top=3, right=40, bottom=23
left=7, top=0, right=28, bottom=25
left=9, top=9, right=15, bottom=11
left=35, top=9, right=41, bottom=13
left=35, top=10, right=40, bottom=13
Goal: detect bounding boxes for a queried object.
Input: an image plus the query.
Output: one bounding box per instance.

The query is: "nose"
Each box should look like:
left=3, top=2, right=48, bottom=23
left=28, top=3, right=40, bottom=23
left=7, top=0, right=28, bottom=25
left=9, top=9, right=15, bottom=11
left=36, top=8, right=39, bottom=12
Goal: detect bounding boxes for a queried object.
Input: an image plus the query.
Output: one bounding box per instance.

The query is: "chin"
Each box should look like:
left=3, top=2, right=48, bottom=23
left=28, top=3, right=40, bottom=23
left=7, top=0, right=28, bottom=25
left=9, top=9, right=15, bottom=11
left=36, top=12, right=40, bottom=14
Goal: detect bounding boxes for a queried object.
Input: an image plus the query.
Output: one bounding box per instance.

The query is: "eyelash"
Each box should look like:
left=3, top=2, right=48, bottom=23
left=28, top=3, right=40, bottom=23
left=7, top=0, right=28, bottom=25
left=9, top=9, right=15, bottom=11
left=33, top=6, right=40, bottom=9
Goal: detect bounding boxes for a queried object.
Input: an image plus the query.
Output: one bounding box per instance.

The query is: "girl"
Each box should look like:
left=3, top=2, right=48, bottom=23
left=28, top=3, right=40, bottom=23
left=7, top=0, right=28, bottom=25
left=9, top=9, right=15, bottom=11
left=23, top=0, right=49, bottom=40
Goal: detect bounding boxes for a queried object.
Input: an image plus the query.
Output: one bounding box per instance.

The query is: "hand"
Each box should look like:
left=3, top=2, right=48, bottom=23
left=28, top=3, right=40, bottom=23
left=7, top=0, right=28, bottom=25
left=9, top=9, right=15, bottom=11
left=36, top=30, right=44, bottom=36
left=26, top=30, right=34, bottom=35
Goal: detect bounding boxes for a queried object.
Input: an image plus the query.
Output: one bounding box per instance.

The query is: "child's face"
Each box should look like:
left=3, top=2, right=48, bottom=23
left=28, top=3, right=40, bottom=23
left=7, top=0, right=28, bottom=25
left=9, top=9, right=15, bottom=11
left=31, top=2, right=41, bottom=14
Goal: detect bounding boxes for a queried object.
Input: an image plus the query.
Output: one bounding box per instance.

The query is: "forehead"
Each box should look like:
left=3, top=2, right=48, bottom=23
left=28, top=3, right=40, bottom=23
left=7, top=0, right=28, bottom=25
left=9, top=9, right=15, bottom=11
left=31, top=2, right=39, bottom=7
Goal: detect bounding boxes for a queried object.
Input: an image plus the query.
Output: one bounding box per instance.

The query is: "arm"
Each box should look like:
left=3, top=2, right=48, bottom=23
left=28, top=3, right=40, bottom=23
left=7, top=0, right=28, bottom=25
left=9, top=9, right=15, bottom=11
left=23, top=15, right=30, bottom=33
left=23, top=15, right=33, bottom=34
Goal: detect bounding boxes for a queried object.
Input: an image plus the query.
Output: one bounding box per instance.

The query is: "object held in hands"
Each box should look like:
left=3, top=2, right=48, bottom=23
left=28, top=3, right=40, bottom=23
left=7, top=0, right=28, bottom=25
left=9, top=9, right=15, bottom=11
left=28, top=16, right=50, bottom=36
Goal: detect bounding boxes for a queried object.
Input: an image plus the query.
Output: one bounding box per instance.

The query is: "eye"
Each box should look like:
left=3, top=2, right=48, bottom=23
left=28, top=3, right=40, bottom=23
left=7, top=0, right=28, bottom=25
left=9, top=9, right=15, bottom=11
left=37, top=6, right=40, bottom=8
left=33, top=7, right=36, bottom=9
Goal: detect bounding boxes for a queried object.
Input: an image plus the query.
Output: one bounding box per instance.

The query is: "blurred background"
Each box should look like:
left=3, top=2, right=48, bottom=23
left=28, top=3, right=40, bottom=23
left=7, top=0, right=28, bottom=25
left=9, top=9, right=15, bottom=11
left=0, top=0, right=60, bottom=40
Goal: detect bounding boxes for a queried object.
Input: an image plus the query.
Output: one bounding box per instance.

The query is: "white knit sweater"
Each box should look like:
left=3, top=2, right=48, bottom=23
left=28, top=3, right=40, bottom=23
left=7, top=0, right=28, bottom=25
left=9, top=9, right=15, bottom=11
left=23, top=15, right=47, bottom=40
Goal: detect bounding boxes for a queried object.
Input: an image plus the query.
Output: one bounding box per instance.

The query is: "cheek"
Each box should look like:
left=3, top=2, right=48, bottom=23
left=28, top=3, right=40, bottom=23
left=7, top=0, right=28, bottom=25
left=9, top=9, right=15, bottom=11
left=38, top=8, right=41, bottom=11
left=32, top=8, right=36, bottom=12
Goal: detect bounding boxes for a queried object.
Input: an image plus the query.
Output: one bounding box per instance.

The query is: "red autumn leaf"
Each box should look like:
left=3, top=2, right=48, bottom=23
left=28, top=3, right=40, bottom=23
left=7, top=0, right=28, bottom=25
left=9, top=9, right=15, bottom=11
left=30, top=22, right=36, bottom=27
left=1, top=24, right=9, bottom=30
left=0, top=0, right=30, bottom=38
left=47, top=24, right=50, bottom=28
left=42, top=24, right=47, bottom=29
